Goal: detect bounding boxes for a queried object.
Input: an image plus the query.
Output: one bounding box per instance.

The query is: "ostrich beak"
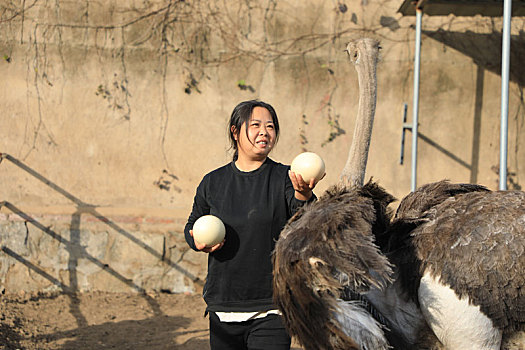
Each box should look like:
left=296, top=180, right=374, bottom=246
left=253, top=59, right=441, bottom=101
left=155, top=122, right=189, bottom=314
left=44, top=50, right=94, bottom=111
left=344, top=42, right=351, bottom=54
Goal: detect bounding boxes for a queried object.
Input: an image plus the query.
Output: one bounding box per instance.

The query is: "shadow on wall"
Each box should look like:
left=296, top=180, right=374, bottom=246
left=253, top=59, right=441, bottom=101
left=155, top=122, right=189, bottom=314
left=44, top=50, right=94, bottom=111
left=401, top=30, right=523, bottom=189
left=400, top=65, right=485, bottom=185
left=423, top=29, right=525, bottom=87
left=0, top=153, right=202, bottom=328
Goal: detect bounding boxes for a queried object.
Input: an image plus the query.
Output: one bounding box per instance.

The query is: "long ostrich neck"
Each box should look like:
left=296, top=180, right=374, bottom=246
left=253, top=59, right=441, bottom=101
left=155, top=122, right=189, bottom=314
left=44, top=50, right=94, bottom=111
left=341, top=39, right=379, bottom=188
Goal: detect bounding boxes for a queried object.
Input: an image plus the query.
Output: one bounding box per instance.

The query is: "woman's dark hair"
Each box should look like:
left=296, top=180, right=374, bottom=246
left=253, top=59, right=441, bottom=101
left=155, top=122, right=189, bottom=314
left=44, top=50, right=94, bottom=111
left=228, top=100, right=280, bottom=160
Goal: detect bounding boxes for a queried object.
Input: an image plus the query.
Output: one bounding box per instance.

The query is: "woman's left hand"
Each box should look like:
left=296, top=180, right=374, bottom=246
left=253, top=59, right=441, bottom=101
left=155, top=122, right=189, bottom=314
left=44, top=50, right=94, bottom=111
left=289, top=170, right=325, bottom=201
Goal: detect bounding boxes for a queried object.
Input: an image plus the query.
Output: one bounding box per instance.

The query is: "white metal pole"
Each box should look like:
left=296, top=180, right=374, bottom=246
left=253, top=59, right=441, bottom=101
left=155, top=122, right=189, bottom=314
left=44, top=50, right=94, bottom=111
left=499, top=0, right=512, bottom=190
left=411, top=8, right=422, bottom=192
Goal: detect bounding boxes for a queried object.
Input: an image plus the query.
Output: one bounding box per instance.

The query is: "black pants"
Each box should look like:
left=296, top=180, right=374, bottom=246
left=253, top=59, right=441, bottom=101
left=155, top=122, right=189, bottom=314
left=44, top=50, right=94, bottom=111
left=209, top=311, right=291, bottom=350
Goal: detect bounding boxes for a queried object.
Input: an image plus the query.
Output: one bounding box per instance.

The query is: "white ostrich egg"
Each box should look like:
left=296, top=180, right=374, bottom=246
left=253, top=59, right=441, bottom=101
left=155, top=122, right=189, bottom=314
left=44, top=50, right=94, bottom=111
left=290, top=152, right=325, bottom=183
left=192, top=215, right=226, bottom=247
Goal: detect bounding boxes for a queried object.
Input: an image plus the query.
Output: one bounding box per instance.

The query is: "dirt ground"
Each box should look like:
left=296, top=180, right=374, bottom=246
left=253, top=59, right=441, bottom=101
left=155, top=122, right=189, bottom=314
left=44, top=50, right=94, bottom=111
left=0, top=291, right=303, bottom=350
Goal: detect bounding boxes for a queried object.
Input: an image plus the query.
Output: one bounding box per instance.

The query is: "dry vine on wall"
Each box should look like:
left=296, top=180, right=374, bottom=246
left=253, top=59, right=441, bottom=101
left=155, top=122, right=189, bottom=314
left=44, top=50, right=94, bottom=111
left=2, top=0, right=397, bottom=188
left=16, top=1, right=517, bottom=193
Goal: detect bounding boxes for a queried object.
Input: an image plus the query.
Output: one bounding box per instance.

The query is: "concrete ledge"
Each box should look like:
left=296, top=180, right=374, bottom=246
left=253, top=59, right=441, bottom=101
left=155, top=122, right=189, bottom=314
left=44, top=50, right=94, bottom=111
left=0, top=208, right=207, bottom=295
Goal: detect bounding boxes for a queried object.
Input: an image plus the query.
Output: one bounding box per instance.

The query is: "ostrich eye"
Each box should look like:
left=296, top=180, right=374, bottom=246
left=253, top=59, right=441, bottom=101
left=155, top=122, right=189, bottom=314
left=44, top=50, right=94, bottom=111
left=353, top=51, right=359, bottom=60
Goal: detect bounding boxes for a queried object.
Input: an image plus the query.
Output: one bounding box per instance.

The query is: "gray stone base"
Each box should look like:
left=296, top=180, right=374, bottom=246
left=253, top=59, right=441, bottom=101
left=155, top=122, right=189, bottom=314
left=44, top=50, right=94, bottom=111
left=0, top=209, right=206, bottom=295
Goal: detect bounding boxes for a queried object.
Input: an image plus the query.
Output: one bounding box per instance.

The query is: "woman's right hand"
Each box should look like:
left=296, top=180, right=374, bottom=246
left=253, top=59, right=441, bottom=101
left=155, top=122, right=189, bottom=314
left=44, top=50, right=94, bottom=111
left=190, top=230, right=225, bottom=253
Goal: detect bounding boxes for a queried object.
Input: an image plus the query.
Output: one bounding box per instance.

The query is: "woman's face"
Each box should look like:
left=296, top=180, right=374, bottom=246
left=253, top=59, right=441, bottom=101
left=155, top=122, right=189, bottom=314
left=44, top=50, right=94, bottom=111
left=233, top=107, right=277, bottom=161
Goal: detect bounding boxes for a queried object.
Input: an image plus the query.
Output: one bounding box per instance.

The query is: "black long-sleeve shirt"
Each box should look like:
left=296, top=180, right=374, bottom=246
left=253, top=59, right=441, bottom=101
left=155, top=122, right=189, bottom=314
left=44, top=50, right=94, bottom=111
left=184, top=158, right=315, bottom=312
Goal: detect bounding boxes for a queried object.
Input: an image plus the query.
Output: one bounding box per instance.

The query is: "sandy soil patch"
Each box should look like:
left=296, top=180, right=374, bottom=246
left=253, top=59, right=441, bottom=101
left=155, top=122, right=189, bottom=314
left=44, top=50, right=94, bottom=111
left=0, top=291, right=303, bottom=349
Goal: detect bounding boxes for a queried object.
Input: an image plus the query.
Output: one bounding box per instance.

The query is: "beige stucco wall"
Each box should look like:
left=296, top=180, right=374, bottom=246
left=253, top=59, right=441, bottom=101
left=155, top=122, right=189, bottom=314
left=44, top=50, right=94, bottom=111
left=1, top=0, right=524, bottom=293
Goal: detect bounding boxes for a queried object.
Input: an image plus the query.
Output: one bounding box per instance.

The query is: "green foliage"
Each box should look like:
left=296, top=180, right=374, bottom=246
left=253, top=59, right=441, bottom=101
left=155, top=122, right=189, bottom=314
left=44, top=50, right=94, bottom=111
left=237, top=79, right=255, bottom=92
left=322, top=115, right=345, bottom=147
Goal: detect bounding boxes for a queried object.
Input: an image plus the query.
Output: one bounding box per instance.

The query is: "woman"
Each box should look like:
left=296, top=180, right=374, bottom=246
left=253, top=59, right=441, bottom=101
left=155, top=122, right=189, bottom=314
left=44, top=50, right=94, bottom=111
left=184, top=100, right=323, bottom=350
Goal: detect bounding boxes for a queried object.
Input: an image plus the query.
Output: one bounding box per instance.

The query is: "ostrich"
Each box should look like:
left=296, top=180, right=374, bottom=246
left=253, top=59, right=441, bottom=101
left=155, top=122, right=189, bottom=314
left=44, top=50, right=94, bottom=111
left=382, top=181, right=525, bottom=349
left=272, top=38, right=525, bottom=350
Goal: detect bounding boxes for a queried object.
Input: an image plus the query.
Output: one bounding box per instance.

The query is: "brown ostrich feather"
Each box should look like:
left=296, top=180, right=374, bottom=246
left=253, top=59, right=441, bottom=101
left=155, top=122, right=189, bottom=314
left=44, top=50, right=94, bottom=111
left=394, top=180, right=489, bottom=221
left=385, top=180, right=492, bottom=300
left=388, top=181, right=524, bottom=333
left=274, top=178, right=525, bottom=348
left=273, top=180, right=395, bottom=350
left=413, top=190, right=525, bottom=332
